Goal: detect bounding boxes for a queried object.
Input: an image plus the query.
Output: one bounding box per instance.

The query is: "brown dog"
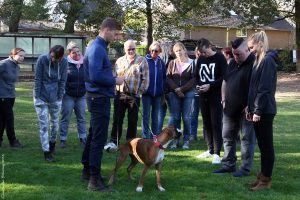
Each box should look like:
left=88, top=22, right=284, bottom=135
left=108, top=126, right=181, bottom=192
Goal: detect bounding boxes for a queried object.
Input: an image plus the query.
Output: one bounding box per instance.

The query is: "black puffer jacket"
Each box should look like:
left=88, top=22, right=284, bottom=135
left=248, top=51, right=277, bottom=116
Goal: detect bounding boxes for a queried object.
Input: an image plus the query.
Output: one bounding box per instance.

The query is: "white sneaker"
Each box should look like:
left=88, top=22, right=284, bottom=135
left=196, top=150, right=212, bottom=158
left=182, top=141, right=189, bottom=149
left=170, top=139, right=179, bottom=149
left=104, top=142, right=117, bottom=152
left=212, top=154, right=221, bottom=164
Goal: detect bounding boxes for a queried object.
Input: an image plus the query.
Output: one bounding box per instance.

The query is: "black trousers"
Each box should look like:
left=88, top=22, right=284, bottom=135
left=110, top=94, right=140, bottom=145
left=253, top=114, right=275, bottom=177
left=199, top=93, right=223, bottom=155
left=0, top=98, right=17, bottom=144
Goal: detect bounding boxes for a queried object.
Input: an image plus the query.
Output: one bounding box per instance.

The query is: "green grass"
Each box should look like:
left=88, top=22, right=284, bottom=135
left=1, top=82, right=299, bottom=200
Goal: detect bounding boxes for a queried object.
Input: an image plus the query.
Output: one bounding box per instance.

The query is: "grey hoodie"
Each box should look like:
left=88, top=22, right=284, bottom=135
left=0, top=57, right=20, bottom=98
left=34, top=54, right=68, bottom=103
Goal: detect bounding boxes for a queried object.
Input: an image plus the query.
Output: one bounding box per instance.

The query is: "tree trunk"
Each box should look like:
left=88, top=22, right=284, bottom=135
left=8, top=0, right=23, bottom=32
left=63, top=0, right=84, bottom=33
left=146, top=0, right=153, bottom=51
left=296, top=0, right=300, bottom=72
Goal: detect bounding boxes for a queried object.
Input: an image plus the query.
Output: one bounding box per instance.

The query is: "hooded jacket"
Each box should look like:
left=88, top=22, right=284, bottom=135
left=34, top=54, right=68, bottom=103
left=0, top=57, right=20, bottom=98
left=248, top=51, right=277, bottom=116
left=144, top=54, right=166, bottom=97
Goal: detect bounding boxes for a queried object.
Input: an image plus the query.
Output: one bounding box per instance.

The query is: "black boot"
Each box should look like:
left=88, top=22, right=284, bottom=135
left=44, top=151, right=55, bottom=162
left=88, top=176, right=113, bottom=192
left=49, top=141, right=56, bottom=153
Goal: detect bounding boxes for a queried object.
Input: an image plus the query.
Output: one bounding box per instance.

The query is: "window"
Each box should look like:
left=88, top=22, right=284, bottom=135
left=236, top=29, right=247, bottom=37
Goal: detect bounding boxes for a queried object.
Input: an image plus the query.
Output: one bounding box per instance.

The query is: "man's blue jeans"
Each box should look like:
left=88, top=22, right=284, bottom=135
left=81, top=96, right=110, bottom=176
left=142, top=95, right=162, bottom=138
left=222, top=112, right=256, bottom=172
left=60, top=94, right=87, bottom=141
left=168, top=91, right=194, bottom=141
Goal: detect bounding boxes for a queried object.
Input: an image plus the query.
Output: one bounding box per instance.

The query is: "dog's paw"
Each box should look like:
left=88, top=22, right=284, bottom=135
left=136, top=186, right=143, bottom=192
left=158, top=186, right=166, bottom=192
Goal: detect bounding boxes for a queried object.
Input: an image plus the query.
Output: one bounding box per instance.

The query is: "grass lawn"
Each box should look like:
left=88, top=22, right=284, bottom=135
left=1, top=82, right=299, bottom=200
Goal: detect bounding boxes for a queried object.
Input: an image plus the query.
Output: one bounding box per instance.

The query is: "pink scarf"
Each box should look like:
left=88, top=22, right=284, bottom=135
left=67, top=55, right=83, bottom=69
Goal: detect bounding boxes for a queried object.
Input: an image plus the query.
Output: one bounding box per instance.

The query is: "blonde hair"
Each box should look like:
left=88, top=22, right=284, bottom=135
left=149, top=41, right=162, bottom=53
left=173, top=42, right=188, bottom=58
left=248, top=31, right=269, bottom=66
left=66, top=41, right=80, bottom=54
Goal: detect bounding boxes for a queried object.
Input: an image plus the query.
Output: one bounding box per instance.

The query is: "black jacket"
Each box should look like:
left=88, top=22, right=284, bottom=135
left=224, top=53, right=255, bottom=117
left=65, top=62, right=86, bottom=97
left=248, top=51, right=277, bottom=116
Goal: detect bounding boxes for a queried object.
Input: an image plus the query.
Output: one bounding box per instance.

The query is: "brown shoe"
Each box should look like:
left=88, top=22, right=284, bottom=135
left=88, top=176, right=113, bottom=192
left=249, top=172, right=262, bottom=188
left=251, top=174, right=272, bottom=191
left=10, top=139, right=23, bottom=148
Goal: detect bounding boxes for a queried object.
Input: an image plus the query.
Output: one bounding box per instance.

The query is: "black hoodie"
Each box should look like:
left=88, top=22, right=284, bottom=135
left=248, top=51, right=277, bottom=116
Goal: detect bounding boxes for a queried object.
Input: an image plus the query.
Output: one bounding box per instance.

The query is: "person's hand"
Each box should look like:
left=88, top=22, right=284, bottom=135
left=198, top=84, right=210, bottom=93
left=116, top=76, right=124, bottom=85
left=252, top=114, right=261, bottom=122
left=175, top=88, right=184, bottom=98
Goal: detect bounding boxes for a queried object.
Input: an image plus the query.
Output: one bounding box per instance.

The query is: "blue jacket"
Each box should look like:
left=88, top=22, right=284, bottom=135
left=84, top=36, right=116, bottom=97
left=65, top=58, right=86, bottom=97
left=144, top=54, right=166, bottom=97
left=34, top=54, right=68, bottom=103
left=0, top=57, right=20, bottom=98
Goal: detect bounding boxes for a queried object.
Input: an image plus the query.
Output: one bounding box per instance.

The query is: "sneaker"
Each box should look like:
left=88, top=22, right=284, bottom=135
left=213, top=167, right=236, bottom=174
left=60, top=140, right=67, bottom=148
left=182, top=141, right=189, bottom=149
left=104, top=142, right=117, bottom=153
left=196, top=150, right=212, bottom=158
left=212, top=154, right=221, bottom=164
left=44, top=151, right=55, bottom=162
left=189, top=135, right=197, bottom=141
left=233, top=170, right=249, bottom=177
left=170, top=139, right=179, bottom=149
left=10, top=139, right=23, bottom=148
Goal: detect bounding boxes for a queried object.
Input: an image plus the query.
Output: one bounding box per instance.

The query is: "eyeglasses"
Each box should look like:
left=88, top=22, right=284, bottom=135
left=151, top=49, right=159, bottom=53
left=127, top=48, right=135, bottom=51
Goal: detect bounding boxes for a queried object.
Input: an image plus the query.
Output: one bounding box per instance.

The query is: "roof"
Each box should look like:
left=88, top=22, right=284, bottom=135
left=186, top=14, right=294, bottom=31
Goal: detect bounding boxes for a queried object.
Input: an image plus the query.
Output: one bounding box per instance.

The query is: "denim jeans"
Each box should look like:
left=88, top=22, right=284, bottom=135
left=254, top=114, right=275, bottom=177
left=34, top=98, right=62, bottom=152
left=191, top=94, right=200, bottom=137
left=222, top=112, right=256, bottom=172
left=0, top=98, right=17, bottom=144
left=141, top=95, right=162, bottom=138
left=81, top=96, right=110, bottom=176
left=168, top=91, right=194, bottom=141
left=60, top=94, right=87, bottom=141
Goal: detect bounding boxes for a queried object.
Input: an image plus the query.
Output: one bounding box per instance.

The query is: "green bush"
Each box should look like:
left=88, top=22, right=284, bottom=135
left=278, top=49, right=296, bottom=72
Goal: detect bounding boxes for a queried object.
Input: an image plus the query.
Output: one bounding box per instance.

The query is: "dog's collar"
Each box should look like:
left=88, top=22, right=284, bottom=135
left=153, top=135, right=165, bottom=149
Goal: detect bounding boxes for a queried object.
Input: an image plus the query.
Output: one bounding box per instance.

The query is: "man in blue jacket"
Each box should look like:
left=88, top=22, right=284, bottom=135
left=81, top=17, right=124, bottom=192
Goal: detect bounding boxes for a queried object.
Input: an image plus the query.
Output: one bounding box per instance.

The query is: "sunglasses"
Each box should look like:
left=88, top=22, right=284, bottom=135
left=127, top=48, right=135, bottom=51
left=151, top=49, right=159, bottom=53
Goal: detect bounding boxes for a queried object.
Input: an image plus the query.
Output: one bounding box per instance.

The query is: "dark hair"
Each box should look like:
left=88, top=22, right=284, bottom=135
left=221, top=47, right=233, bottom=58
left=231, top=38, right=244, bottom=49
left=100, top=17, right=122, bottom=31
left=10, top=48, right=25, bottom=56
left=50, top=45, right=65, bottom=60
left=197, top=38, right=211, bottom=49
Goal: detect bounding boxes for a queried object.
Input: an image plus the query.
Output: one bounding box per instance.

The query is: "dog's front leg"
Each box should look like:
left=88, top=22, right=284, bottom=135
left=155, top=163, right=165, bottom=192
left=136, top=165, right=149, bottom=192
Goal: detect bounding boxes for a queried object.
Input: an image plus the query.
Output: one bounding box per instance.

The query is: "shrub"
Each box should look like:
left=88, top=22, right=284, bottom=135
left=277, top=49, right=296, bottom=72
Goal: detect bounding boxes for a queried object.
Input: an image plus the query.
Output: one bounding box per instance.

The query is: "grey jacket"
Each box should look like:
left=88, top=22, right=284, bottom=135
left=34, top=54, right=68, bottom=103
left=0, top=57, right=20, bottom=98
